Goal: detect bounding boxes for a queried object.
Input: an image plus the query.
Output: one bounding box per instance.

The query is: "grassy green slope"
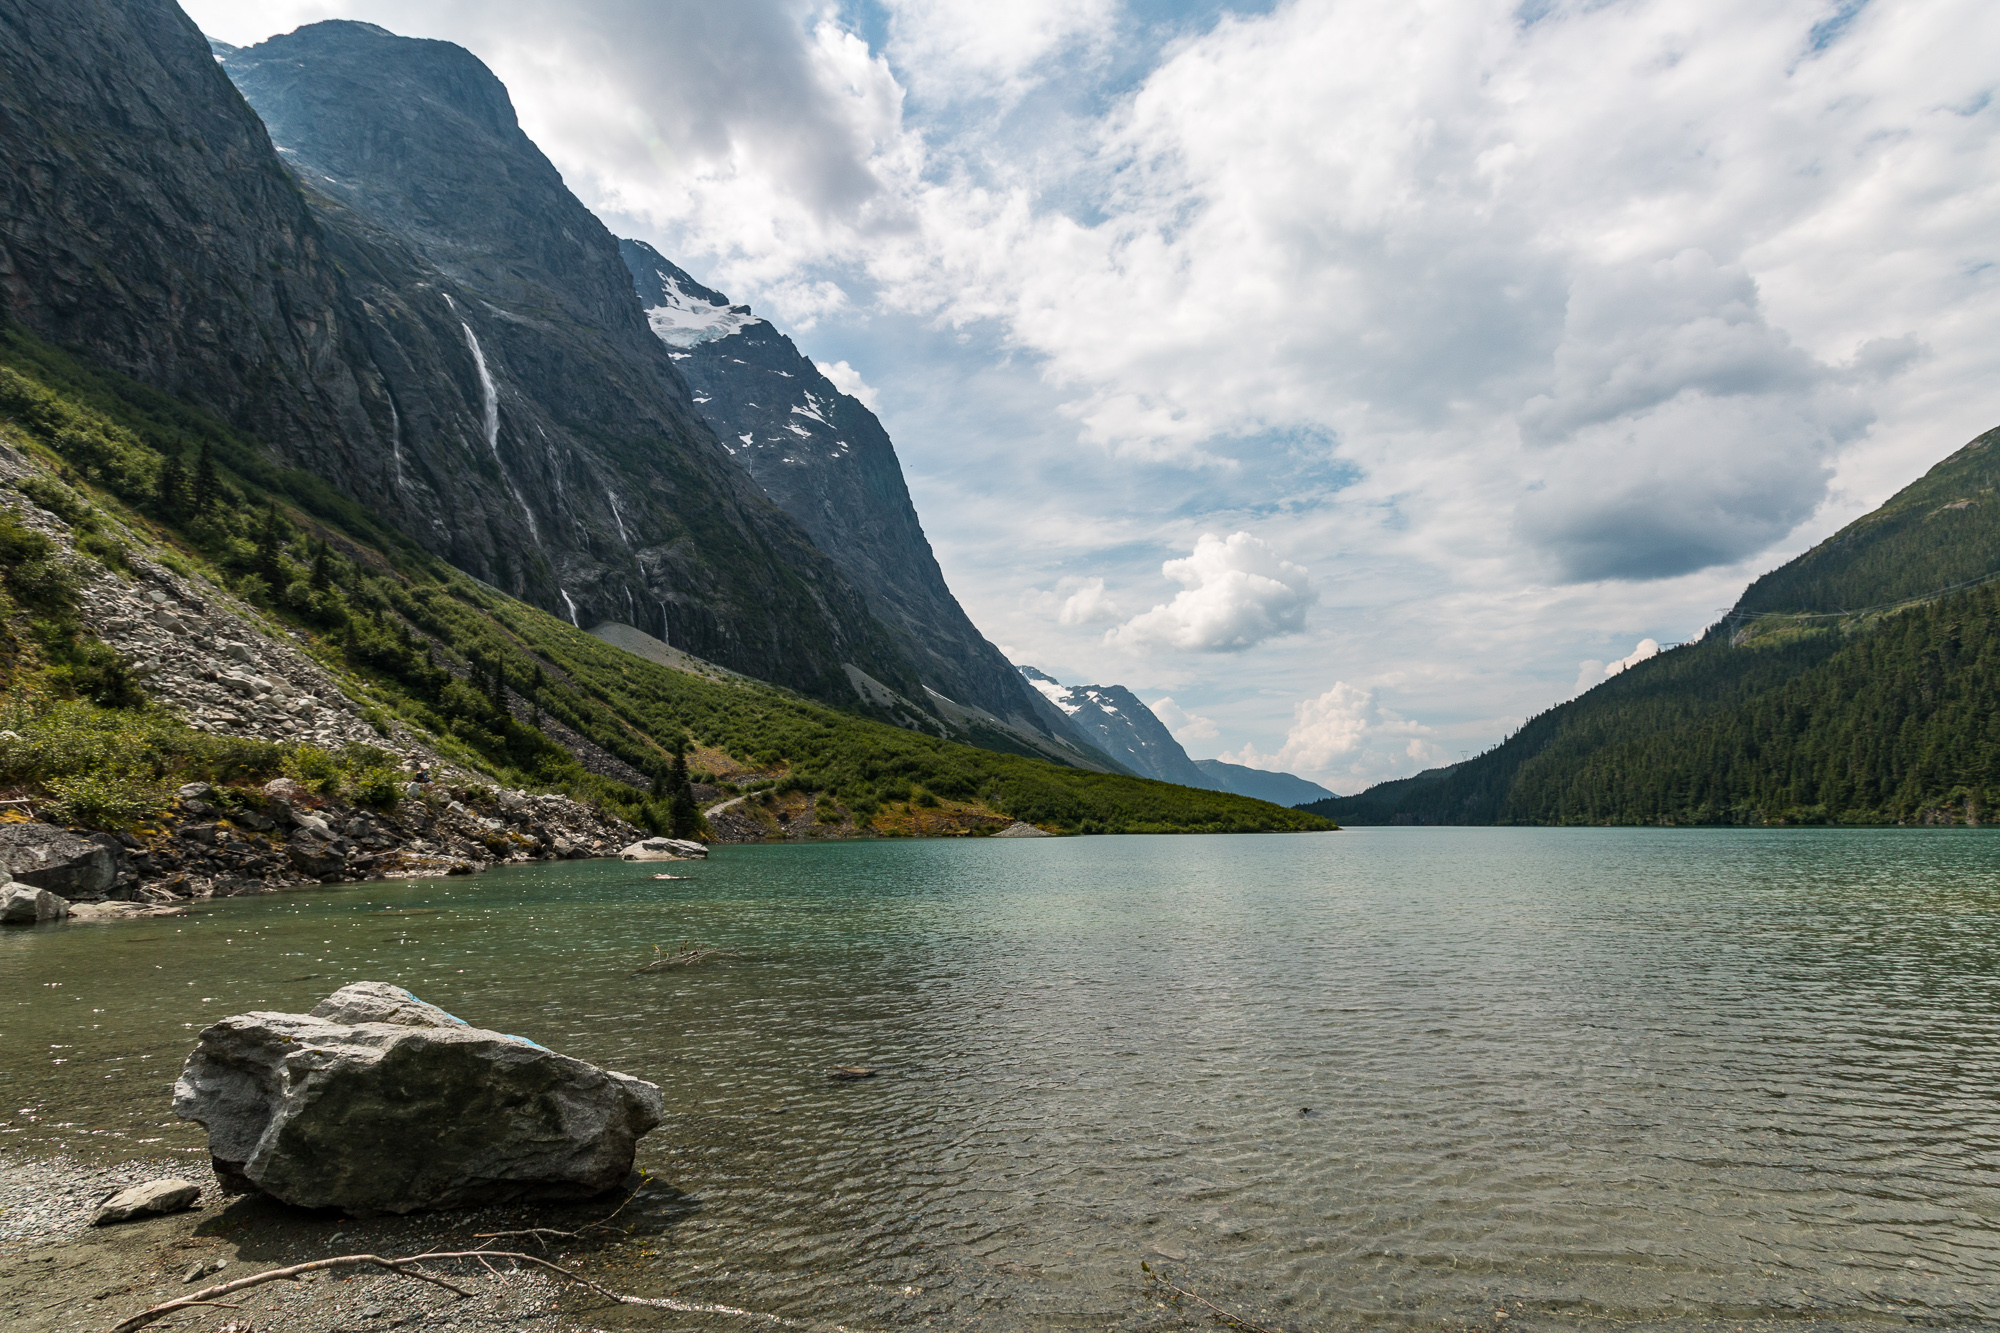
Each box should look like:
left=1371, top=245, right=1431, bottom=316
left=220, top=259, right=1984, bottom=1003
left=1306, top=424, right=2000, bottom=827
left=0, top=323, right=1331, bottom=837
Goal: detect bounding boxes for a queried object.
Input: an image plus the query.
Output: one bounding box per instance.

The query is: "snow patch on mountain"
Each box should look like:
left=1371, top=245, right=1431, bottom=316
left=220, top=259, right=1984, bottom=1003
left=641, top=268, right=762, bottom=348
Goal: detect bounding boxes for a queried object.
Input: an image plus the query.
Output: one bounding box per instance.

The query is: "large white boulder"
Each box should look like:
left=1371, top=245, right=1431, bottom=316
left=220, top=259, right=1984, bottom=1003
left=619, top=836, right=707, bottom=860
left=172, top=983, right=664, bottom=1214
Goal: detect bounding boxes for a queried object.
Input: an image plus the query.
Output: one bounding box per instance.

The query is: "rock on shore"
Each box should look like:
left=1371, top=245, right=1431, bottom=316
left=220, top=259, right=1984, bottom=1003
left=619, top=836, right=707, bottom=860
left=0, top=871, right=70, bottom=924
left=173, top=983, right=664, bottom=1214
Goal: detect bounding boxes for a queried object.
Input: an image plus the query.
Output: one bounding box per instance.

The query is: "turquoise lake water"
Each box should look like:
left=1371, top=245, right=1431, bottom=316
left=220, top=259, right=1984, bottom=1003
left=4, top=828, right=1999, bottom=1330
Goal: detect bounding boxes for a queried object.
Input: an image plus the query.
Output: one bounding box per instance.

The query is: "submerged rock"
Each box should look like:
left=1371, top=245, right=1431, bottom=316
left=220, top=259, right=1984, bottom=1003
left=91, top=1178, right=200, bottom=1225
left=619, top=836, right=707, bottom=861
left=173, top=982, right=664, bottom=1214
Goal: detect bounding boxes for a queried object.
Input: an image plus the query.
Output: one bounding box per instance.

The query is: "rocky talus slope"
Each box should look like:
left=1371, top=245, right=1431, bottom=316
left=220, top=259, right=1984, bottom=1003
left=0, top=437, right=637, bottom=909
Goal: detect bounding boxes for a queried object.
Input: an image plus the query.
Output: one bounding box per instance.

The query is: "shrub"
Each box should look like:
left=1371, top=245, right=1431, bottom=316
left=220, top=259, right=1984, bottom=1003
left=345, top=765, right=404, bottom=809
left=16, top=475, right=88, bottom=524
left=43, top=770, right=163, bottom=827
left=281, top=744, right=343, bottom=793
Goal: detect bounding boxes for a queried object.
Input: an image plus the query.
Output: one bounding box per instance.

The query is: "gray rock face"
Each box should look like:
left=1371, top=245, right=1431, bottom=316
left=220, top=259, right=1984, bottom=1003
left=1018, top=668, right=1214, bottom=788
left=173, top=983, right=663, bottom=1214
left=619, top=837, right=707, bottom=861
left=0, top=879, right=70, bottom=924
left=91, top=1178, right=200, bottom=1225
left=620, top=240, right=1119, bottom=771
left=0, top=3, right=925, bottom=709
left=0, top=824, right=127, bottom=900
left=206, top=21, right=922, bottom=706
left=310, top=980, right=468, bottom=1028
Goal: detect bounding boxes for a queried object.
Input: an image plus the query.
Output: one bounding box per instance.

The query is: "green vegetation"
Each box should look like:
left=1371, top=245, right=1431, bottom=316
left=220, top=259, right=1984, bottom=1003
left=1733, top=426, right=2000, bottom=618
left=1311, top=423, right=2000, bottom=828
left=0, top=322, right=1331, bottom=837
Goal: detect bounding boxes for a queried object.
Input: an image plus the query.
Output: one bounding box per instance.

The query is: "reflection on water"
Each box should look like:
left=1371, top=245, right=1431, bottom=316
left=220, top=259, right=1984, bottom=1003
left=4, top=828, right=2000, bottom=1329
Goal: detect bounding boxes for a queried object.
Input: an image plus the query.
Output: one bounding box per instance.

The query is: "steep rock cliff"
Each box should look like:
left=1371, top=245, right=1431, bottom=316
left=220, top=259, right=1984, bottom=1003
left=217, top=21, right=930, bottom=703
left=1017, top=667, right=1213, bottom=787
left=623, top=239, right=1120, bottom=769
left=0, top=2, right=917, bottom=703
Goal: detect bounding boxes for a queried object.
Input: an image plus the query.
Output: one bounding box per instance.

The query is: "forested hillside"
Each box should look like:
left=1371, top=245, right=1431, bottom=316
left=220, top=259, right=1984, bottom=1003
left=1306, top=425, right=2000, bottom=827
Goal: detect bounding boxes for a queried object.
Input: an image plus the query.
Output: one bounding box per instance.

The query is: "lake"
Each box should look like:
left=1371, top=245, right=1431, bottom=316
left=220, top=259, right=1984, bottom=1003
left=4, top=828, right=1999, bottom=1330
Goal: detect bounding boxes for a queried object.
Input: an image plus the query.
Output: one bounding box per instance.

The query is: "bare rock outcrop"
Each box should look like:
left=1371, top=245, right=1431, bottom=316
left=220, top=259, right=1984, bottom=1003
left=173, top=983, right=664, bottom=1214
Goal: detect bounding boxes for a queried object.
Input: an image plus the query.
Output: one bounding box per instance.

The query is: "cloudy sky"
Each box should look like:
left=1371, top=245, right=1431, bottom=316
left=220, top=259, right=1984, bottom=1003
left=188, top=0, right=1999, bottom=793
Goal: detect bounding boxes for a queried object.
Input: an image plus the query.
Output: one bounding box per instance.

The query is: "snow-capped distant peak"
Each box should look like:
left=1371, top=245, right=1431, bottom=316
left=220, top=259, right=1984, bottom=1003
left=641, top=269, right=761, bottom=349
left=1018, top=666, right=1081, bottom=713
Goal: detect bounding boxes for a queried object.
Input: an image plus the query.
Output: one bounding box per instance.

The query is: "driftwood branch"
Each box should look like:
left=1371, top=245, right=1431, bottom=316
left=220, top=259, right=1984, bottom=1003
left=108, top=1245, right=821, bottom=1333
left=1142, top=1261, right=1284, bottom=1333
left=110, top=1253, right=479, bottom=1332
left=632, top=939, right=737, bottom=973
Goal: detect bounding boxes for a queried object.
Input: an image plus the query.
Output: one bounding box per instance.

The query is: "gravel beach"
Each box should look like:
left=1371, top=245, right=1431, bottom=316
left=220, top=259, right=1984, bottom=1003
left=0, top=1154, right=678, bottom=1333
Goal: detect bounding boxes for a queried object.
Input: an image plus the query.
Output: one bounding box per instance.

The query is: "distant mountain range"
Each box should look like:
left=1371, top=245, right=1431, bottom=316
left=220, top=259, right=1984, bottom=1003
left=1305, top=424, right=2000, bottom=826
left=1019, top=667, right=1334, bottom=803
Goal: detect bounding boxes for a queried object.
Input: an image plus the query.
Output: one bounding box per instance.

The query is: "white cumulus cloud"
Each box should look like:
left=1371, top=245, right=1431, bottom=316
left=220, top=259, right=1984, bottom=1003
left=1572, top=637, right=1661, bottom=697
left=1056, top=575, right=1121, bottom=627
left=1107, top=532, right=1314, bottom=653
left=1149, top=696, right=1218, bottom=743
left=1224, top=682, right=1442, bottom=789
left=816, top=358, right=880, bottom=410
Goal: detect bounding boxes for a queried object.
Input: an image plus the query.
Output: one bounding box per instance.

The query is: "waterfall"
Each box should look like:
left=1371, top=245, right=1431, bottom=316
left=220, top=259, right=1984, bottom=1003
left=559, top=589, right=581, bottom=627
left=605, top=488, right=630, bottom=545
left=458, top=321, right=542, bottom=546
left=386, top=398, right=406, bottom=496
left=659, top=602, right=671, bottom=646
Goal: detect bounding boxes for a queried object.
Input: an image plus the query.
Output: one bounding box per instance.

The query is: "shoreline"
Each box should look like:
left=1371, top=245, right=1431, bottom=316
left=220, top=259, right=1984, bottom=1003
left=0, top=1151, right=646, bottom=1333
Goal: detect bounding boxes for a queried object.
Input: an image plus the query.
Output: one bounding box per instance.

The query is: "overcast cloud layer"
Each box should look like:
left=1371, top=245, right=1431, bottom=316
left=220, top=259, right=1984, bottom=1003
left=189, top=0, right=2000, bottom=792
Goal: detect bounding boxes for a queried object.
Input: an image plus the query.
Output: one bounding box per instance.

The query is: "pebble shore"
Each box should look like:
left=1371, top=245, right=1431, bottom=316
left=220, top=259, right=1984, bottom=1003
left=0, top=1154, right=616, bottom=1333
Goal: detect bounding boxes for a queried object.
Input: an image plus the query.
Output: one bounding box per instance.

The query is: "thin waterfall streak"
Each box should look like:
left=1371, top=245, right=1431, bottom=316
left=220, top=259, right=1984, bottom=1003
left=386, top=398, right=407, bottom=496
left=605, top=489, right=631, bottom=545
left=560, top=589, right=581, bottom=627
left=459, top=320, right=542, bottom=546
left=659, top=602, right=671, bottom=646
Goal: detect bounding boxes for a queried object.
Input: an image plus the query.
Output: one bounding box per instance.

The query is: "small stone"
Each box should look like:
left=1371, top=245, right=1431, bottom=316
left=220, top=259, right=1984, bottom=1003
left=176, top=782, right=213, bottom=801
left=90, top=1178, right=200, bottom=1225
left=827, top=1065, right=876, bottom=1080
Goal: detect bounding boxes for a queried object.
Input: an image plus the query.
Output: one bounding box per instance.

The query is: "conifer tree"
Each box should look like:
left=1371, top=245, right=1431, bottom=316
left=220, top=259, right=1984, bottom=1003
left=155, top=449, right=187, bottom=516
left=192, top=441, right=219, bottom=513
left=667, top=737, right=699, bottom=839
left=254, top=502, right=284, bottom=584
